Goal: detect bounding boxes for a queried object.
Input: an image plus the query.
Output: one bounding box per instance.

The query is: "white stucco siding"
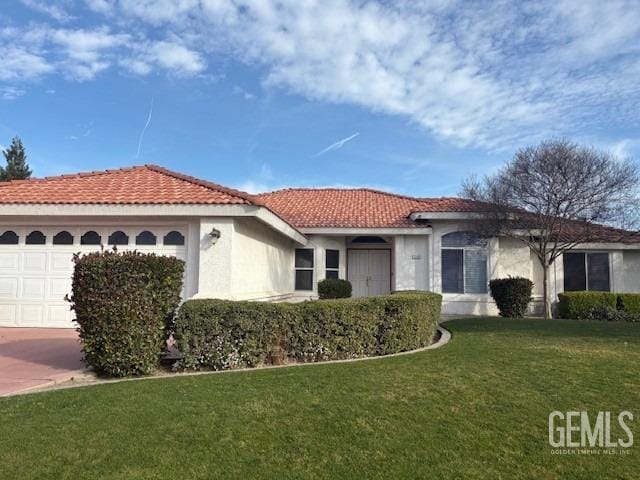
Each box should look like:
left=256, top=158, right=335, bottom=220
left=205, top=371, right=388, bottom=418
left=394, top=235, right=429, bottom=291
left=229, top=218, right=295, bottom=300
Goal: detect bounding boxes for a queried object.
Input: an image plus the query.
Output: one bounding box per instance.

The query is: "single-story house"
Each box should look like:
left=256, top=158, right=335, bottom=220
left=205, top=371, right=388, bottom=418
left=0, top=164, right=639, bottom=328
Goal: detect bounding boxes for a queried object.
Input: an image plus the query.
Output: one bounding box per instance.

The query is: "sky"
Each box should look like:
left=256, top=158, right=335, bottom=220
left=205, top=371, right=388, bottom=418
left=1, top=1, right=639, bottom=197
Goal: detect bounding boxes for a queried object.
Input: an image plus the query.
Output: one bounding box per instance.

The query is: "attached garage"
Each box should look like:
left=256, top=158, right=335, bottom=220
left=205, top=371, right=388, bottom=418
left=0, top=226, right=187, bottom=328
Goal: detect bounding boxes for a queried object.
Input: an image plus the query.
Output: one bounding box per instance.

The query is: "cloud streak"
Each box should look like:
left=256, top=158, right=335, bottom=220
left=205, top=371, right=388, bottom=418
left=135, top=98, right=154, bottom=159
left=313, top=133, right=360, bottom=157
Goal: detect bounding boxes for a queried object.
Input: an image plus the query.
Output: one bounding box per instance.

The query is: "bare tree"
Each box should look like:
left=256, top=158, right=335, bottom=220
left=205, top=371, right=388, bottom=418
left=462, top=138, right=639, bottom=318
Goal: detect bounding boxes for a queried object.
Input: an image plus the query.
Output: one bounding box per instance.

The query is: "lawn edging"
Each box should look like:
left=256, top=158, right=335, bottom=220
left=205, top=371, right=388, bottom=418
left=7, top=325, right=451, bottom=397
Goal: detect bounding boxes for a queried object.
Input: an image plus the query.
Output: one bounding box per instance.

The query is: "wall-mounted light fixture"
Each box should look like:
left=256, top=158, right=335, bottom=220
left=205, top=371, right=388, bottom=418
left=209, top=227, right=221, bottom=245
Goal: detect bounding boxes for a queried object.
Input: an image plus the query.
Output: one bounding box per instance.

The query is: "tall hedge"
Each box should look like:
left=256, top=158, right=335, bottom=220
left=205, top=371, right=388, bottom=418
left=173, top=292, right=442, bottom=371
left=68, top=249, right=184, bottom=376
left=489, top=277, right=533, bottom=318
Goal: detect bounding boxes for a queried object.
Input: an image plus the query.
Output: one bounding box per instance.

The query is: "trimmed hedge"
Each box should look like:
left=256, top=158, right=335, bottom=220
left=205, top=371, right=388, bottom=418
left=617, top=294, right=640, bottom=316
left=557, top=291, right=640, bottom=322
left=317, top=278, right=352, bottom=299
left=558, top=292, right=617, bottom=319
left=173, top=292, right=442, bottom=371
left=68, top=249, right=184, bottom=376
left=489, top=277, right=533, bottom=318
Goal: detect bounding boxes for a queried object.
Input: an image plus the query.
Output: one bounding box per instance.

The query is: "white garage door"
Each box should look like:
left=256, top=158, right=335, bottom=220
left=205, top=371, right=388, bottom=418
left=0, top=226, right=188, bottom=328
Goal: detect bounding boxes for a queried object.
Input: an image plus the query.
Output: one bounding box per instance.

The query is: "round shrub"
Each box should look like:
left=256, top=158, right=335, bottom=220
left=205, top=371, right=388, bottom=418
left=489, top=277, right=533, bottom=318
left=67, top=249, right=184, bottom=376
left=317, top=278, right=352, bottom=299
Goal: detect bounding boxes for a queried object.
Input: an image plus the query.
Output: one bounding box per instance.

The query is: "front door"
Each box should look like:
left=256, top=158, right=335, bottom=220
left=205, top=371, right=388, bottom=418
left=347, top=249, right=391, bottom=297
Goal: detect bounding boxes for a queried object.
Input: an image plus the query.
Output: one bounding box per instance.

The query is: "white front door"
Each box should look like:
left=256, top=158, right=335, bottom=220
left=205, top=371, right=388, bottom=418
left=347, top=249, right=391, bottom=297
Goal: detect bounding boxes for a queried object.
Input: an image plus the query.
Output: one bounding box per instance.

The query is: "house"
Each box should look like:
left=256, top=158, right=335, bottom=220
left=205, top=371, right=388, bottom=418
left=0, top=164, right=639, bottom=328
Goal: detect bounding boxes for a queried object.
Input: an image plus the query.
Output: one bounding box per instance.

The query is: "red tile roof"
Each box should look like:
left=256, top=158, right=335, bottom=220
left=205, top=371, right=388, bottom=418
left=256, top=188, right=485, bottom=228
left=0, top=165, right=258, bottom=205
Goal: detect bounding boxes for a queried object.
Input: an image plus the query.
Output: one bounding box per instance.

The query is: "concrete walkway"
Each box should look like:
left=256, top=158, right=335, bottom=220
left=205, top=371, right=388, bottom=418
left=0, top=328, right=84, bottom=396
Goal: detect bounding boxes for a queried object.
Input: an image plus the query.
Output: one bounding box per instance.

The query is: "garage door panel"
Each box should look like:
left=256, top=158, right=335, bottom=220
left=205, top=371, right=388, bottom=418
left=0, top=278, right=18, bottom=298
left=0, top=253, right=19, bottom=273
left=23, top=252, right=47, bottom=272
left=48, top=305, right=72, bottom=325
left=20, top=304, right=45, bottom=327
left=0, top=304, right=17, bottom=325
left=21, top=278, right=46, bottom=299
left=50, top=253, right=74, bottom=272
left=49, top=277, right=72, bottom=300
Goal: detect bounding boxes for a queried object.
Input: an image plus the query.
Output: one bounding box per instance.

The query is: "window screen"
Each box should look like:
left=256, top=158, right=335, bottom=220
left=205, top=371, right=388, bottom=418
left=464, top=250, right=488, bottom=293
left=563, top=252, right=587, bottom=291
left=587, top=253, right=610, bottom=291
left=442, top=249, right=464, bottom=293
left=325, top=249, right=339, bottom=279
left=295, top=249, right=314, bottom=290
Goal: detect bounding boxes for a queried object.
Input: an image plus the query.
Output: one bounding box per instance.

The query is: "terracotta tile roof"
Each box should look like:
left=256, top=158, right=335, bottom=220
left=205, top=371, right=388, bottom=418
left=256, top=188, right=485, bottom=228
left=0, top=165, right=258, bottom=205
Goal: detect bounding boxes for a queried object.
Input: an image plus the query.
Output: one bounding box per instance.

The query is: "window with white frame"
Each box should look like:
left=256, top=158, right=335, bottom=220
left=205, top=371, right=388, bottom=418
left=563, top=252, right=610, bottom=292
left=441, top=231, right=488, bottom=294
left=295, top=248, right=314, bottom=290
left=325, top=249, right=339, bottom=279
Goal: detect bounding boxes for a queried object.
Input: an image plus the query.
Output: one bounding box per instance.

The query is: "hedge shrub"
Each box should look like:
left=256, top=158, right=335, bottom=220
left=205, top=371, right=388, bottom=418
left=555, top=291, right=640, bottom=322
left=68, top=249, right=184, bottom=376
left=173, top=292, right=442, bottom=371
left=617, top=294, right=640, bottom=316
left=489, top=277, right=533, bottom=318
left=317, top=278, right=352, bottom=299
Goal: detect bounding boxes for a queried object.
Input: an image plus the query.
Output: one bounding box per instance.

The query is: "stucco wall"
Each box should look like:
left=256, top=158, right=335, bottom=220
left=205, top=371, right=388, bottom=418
left=394, top=235, right=429, bottom=291
left=229, top=218, right=295, bottom=300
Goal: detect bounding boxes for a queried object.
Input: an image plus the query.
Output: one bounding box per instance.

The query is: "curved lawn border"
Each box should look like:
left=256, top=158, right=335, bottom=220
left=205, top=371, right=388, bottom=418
left=10, top=325, right=451, bottom=396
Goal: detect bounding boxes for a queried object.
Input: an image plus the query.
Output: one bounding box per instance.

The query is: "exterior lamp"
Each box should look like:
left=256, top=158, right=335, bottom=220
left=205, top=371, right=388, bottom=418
left=209, top=227, right=221, bottom=245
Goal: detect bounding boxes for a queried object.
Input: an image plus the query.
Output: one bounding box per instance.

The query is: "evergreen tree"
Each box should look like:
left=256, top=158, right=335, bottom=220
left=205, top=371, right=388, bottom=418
left=1, top=136, right=32, bottom=181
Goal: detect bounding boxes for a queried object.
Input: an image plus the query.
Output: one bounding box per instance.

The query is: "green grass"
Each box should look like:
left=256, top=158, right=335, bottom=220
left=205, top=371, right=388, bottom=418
left=1, top=318, right=639, bottom=479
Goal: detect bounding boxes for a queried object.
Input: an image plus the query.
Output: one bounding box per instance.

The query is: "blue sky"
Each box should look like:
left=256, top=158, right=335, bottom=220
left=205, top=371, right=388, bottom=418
left=1, top=1, right=639, bottom=196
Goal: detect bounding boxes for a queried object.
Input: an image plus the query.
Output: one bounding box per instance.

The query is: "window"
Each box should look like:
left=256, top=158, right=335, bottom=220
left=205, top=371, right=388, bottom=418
left=295, top=248, right=314, bottom=290
left=53, top=231, right=74, bottom=245
left=0, top=230, right=19, bottom=245
left=163, top=230, right=185, bottom=246
left=108, top=231, right=129, bottom=245
left=563, top=252, right=610, bottom=292
left=26, top=231, right=46, bottom=245
left=326, top=249, right=339, bottom=279
left=81, top=231, right=101, bottom=245
left=136, top=231, right=157, bottom=246
left=441, top=231, right=488, bottom=294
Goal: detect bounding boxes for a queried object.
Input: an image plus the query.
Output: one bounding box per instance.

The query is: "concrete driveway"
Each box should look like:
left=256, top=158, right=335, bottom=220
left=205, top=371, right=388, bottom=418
left=0, top=328, right=85, bottom=396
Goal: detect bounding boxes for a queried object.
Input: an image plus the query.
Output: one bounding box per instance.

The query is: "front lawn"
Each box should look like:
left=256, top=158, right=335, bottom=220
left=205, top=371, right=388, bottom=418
left=1, top=318, right=638, bottom=479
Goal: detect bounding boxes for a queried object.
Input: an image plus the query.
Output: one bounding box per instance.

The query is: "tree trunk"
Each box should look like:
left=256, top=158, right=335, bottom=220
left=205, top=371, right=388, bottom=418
left=542, top=263, right=551, bottom=319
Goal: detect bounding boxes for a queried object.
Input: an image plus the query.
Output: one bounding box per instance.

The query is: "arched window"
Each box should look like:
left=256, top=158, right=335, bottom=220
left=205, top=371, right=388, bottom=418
left=81, top=231, right=102, bottom=245
left=108, top=231, right=129, bottom=245
left=163, top=230, right=185, bottom=246
left=53, top=231, right=74, bottom=245
left=26, top=231, right=46, bottom=245
left=441, top=231, right=488, bottom=294
left=135, top=230, right=157, bottom=246
left=0, top=230, right=19, bottom=245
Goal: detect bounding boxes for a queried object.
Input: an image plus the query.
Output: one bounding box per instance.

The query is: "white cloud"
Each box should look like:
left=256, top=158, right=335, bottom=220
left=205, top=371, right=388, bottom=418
left=20, top=0, right=75, bottom=22
left=0, top=47, right=52, bottom=81
left=5, top=1, right=640, bottom=150
left=1, top=86, right=26, bottom=100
